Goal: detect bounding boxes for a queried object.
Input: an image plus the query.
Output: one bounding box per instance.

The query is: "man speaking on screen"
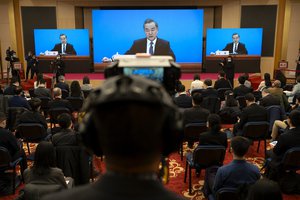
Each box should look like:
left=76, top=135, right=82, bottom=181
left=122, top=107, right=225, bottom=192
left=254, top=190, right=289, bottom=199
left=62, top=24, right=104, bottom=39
left=52, top=34, right=77, bottom=55
left=223, top=33, right=248, bottom=55
left=125, top=19, right=176, bottom=60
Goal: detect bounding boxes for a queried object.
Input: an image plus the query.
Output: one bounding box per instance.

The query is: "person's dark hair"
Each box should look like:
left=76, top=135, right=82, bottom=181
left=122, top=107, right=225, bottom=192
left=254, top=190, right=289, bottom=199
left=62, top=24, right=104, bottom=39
left=32, top=141, right=56, bottom=176
left=193, top=74, right=200, bottom=81
left=177, top=84, right=185, bottom=93
left=274, top=70, right=286, bottom=87
left=83, top=76, right=90, bottom=85
left=10, top=76, right=19, bottom=85
left=59, top=33, right=67, bottom=38
left=225, top=94, right=238, bottom=107
left=245, top=93, right=255, bottom=102
left=94, top=103, right=166, bottom=166
left=244, top=73, right=249, bottom=80
left=38, top=79, right=46, bottom=86
left=143, top=18, right=158, bottom=29
left=238, top=75, right=246, bottom=85
left=219, top=71, right=226, bottom=78
left=247, top=178, right=282, bottom=200
left=28, top=98, right=41, bottom=111
left=14, top=86, right=23, bottom=95
left=70, top=80, right=82, bottom=97
left=192, top=93, right=203, bottom=105
left=264, top=73, right=272, bottom=87
left=58, top=113, right=72, bottom=129
left=232, top=33, right=240, bottom=37
left=204, top=79, right=212, bottom=87
left=231, top=136, right=250, bottom=157
left=208, top=114, right=221, bottom=133
left=288, top=110, right=300, bottom=127
left=36, top=73, right=43, bottom=86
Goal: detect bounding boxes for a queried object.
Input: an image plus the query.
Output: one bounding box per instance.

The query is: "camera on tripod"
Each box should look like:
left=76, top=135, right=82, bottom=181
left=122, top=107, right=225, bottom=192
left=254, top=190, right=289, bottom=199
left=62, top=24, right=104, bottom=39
left=5, top=47, right=18, bottom=63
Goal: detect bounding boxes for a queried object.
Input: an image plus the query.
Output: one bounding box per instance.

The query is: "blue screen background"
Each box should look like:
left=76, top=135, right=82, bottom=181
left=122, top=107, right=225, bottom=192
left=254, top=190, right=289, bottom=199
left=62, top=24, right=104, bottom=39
left=92, top=9, right=203, bottom=63
left=34, top=29, right=90, bottom=56
left=206, top=28, right=263, bottom=56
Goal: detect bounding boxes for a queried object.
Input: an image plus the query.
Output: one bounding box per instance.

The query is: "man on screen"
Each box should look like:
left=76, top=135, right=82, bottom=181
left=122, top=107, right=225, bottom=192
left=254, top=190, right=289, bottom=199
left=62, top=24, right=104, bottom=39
left=125, top=19, right=176, bottom=60
left=52, top=34, right=77, bottom=55
left=223, top=33, right=248, bottom=55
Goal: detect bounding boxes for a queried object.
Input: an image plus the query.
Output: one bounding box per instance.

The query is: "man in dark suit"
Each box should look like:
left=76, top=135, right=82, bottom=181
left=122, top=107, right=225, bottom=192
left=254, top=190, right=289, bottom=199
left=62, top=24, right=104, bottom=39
left=8, top=86, right=31, bottom=110
left=219, top=57, right=235, bottom=87
left=233, top=75, right=253, bottom=98
left=52, top=34, right=77, bottom=55
left=54, top=75, right=70, bottom=93
left=34, top=79, right=52, bottom=98
left=4, top=77, right=19, bottom=95
left=260, top=88, right=281, bottom=108
left=214, top=71, right=232, bottom=90
left=48, top=88, right=73, bottom=112
left=202, top=79, right=218, bottom=98
left=125, top=19, right=176, bottom=60
left=174, top=84, right=192, bottom=108
left=233, top=93, right=268, bottom=136
left=52, top=113, right=78, bottom=146
left=223, top=33, right=248, bottom=55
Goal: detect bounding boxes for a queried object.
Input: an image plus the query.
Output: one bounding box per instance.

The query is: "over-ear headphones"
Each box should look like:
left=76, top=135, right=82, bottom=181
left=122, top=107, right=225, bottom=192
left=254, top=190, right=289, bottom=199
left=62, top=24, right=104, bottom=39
left=79, top=75, right=182, bottom=157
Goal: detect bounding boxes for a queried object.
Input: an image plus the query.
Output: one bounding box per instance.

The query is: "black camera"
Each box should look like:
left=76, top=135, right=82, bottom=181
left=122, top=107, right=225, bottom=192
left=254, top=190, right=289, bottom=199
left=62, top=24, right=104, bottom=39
left=5, top=47, right=17, bottom=62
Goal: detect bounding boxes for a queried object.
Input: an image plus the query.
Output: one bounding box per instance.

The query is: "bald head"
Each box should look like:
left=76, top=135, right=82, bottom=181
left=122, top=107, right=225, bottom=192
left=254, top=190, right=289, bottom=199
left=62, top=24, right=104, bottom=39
left=53, top=87, right=62, bottom=98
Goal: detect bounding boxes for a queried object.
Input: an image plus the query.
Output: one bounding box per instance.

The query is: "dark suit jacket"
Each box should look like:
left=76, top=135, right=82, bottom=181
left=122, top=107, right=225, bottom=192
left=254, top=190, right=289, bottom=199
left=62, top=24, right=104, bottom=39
left=223, top=42, right=248, bottom=55
left=54, top=82, right=70, bottom=93
left=199, top=131, right=228, bottom=148
left=260, top=94, right=281, bottom=108
left=214, top=78, right=232, bottom=90
left=4, top=85, right=17, bottom=95
left=0, top=127, right=20, bottom=158
left=236, top=103, right=268, bottom=130
left=233, top=85, right=253, bottom=98
left=273, top=127, right=300, bottom=159
left=52, top=129, right=78, bottom=146
left=16, top=110, right=48, bottom=130
left=174, top=94, right=192, bottom=108
left=42, top=173, right=185, bottom=200
left=48, top=98, right=73, bottom=112
left=125, top=38, right=176, bottom=60
left=201, top=87, right=218, bottom=98
left=183, top=106, right=210, bottom=126
left=8, top=96, right=31, bottom=110
left=34, top=87, right=52, bottom=98
left=52, top=43, right=77, bottom=55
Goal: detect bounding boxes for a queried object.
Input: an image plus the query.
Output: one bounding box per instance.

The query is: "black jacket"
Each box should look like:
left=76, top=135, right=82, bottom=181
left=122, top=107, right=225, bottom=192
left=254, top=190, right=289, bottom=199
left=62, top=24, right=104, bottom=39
left=223, top=42, right=248, bottom=55
left=201, top=87, right=218, bottom=98
left=214, top=78, right=232, bottom=90
left=183, top=106, right=210, bottom=126
left=174, top=94, right=192, bottom=108
left=52, top=43, right=77, bottom=55
left=16, top=111, right=48, bottom=130
left=199, top=131, right=228, bottom=148
left=52, top=129, right=78, bottom=146
left=34, top=87, right=52, bottom=98
left=48, top=98, right=73, bottom=112
left=0, top=127, right=20, bottom=158
left=54, top=82, right=70, bottom=93
left=233, top=85, right=253, bottom=98
left=125, top=38, right=176, bottom=61
left=260, top=94, right=281, bottom=108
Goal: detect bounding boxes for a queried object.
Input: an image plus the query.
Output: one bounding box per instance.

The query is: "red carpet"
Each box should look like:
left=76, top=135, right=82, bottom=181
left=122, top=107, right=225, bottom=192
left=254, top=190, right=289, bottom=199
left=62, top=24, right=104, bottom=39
left=1, top=141, right=299, bottom=200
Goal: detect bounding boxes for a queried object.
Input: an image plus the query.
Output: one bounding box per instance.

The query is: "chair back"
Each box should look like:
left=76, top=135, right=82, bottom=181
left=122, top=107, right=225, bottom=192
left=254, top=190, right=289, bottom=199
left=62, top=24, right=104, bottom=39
left=281, top=147, right=300, bottom=171
left=17, top=123, right=46, bottom=142
left=216, top=187, right=239, bottom=200
left=38, top=97, right=51, bottom=113
left=2, top=95, right=13, bottom=114
left=217, top=88, right=232, bottom=101
left=49, top=108, right=71, bottom=124
left=201, top=97, right=221, bottom=113
left=0, top=147, right=11, bottom=168
left=184, top=123, right=207, bottom=143
left=61, top=89, right=69, bottom=99
left=236, top=96, right=246, bottom=109
left=253, top=91, right=262, bottom=102
left=7, top=107, right=27, bottom=131
left=66, top=97, right=83, bottom=111
left=192, top=145, right=226, bottom=168
left=29, top=88, right=36, bottom=98
left=191, top=89, right=203, bottom=96
left=82, top=90, right=91, bottom=99
left=267, top=105, right=284, bottom=132
left=242, top=122, right=269, bottom=139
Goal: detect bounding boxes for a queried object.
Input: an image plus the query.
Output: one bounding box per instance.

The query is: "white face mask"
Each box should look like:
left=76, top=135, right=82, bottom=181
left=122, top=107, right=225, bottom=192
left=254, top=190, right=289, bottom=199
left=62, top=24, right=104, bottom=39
left=228, top=59, right=232, bottom=62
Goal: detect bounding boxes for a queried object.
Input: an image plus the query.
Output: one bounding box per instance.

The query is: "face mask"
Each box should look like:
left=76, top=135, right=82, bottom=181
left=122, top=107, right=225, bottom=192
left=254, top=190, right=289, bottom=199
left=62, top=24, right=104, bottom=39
left=228, top=59, right=231, bottom=62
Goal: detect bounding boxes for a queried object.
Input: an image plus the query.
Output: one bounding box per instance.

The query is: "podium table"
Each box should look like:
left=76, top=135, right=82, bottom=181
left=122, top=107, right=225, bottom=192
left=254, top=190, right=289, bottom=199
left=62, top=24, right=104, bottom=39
left=205, top=55, right=261, bottom=73
left=36, top=56, right=91, bottom=73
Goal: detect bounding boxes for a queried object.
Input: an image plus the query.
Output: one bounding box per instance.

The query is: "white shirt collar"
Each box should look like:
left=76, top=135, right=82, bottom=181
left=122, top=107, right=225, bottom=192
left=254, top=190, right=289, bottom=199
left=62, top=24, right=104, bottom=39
left=146, top=38, right=157, bottom=54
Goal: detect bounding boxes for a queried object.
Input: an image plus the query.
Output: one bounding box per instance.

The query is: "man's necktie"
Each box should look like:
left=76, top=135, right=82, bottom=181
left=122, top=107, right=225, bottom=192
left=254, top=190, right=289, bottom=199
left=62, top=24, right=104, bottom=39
left=234, top=43, right=238, bottom=53
left=63, top=44, right=66, bottom=53
left=149, top=41, right=154, bottom=55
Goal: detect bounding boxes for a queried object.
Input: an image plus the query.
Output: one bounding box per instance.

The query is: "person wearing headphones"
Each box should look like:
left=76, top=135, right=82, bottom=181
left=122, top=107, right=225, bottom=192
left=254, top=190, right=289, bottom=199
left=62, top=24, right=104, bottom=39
left=43, top=75, right=184, bottom=200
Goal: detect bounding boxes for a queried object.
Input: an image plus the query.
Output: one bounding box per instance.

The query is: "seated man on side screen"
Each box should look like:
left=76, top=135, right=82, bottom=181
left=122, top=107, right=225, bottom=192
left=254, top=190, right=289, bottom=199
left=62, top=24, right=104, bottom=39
left=42, top=75, right=185, bottom=200
left=233, top=93, right=268, bottom=136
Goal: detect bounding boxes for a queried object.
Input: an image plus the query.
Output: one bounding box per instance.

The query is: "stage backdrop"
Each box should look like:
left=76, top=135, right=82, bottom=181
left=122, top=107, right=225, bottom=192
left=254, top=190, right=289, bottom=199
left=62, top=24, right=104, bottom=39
left=92, top=9, right=204, bottom=63
left=34, top=29, right=90, bottom=56
left=206, top=28, right=263, bottom=56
